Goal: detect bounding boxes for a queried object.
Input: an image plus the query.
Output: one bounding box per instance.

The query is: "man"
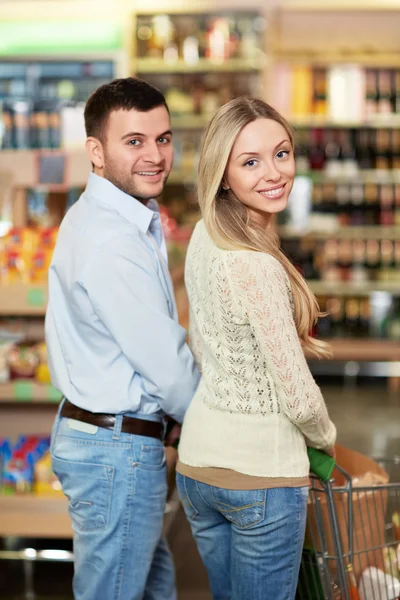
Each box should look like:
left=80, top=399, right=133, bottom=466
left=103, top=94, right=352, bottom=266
left=46, top=78, right=200, bottom=600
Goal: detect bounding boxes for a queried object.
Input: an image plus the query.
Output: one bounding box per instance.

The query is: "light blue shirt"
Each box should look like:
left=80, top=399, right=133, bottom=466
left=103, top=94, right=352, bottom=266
left=45, top=172, right=200, bottom=423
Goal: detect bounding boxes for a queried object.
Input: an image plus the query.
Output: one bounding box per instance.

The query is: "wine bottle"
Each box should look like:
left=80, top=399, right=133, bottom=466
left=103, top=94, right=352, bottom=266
left=390, top=129, right=400, bottom=171
left=378, top=69, right=393, bottom=115
left=336, top=184, right=351, bottom=226
left=350, top=183, right=365, bottom=226
left=351, top=240, right=368, bottom=282
left=309, top=128, right=326, bottom=170
left=365, top=70, right=378, bottom=117
left=359, top=298, right=371, bottom=337
left=380, top=239, right=394, bottom=282
left=313, top=68, right=327, bottom=116
left=366, top=239, right=380, bottom=280
left=364, top=182, right=379, bottom=226
left=323, top=239, right=341, bottom=282
left=395, top=70, right=400, bottom=114
left=344, top=298, right=361, bottom=338
left=379, top=184, right=394, bottom=226
left=356, top=128, right=373, bottom=170
left=324, top=128, right=341, bottom=176
left=375, top=129, right=391, bottom=171
left=338, top=240, right=352, bottom=281
left=394, top=184, right=400, bottom=226
left=329, top=297, right=345, bottom=338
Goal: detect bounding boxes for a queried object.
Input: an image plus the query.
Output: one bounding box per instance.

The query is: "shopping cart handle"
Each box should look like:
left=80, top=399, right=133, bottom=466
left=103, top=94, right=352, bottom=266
left=307, top=447, right=336, bottom=482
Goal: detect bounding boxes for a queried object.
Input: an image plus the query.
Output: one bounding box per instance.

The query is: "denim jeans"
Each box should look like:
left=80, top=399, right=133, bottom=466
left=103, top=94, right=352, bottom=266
left=176, top=474, right=308, bottom=600
left=50, top=407, right=176, bottom=600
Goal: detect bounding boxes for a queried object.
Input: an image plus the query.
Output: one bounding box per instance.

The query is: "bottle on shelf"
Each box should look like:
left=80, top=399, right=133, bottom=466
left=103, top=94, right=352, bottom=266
left=378, top=70, right=393, bottom=115
left=379, top=184, right=394, bottom=227
left=365, top=69, right=378, bottom=116
left=344, top=298, right=361, bottom=338
left=394, top=185, right=400, bottom=226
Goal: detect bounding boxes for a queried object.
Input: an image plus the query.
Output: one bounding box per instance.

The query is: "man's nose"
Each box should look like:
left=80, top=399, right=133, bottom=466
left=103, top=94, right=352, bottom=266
left=143, top=143, right=163, bottom=163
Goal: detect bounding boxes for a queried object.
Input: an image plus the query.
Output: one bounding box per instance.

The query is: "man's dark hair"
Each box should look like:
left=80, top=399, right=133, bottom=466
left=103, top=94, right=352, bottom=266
left=84, top=77, right=168, bottom=141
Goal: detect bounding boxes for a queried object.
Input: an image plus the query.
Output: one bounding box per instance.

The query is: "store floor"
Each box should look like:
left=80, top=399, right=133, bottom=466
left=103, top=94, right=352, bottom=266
left=1, top=381, right=399, bottom=600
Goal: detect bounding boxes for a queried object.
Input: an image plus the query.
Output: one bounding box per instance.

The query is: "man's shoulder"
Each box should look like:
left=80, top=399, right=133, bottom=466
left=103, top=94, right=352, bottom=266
left=63, top=192, right=143, bottom=250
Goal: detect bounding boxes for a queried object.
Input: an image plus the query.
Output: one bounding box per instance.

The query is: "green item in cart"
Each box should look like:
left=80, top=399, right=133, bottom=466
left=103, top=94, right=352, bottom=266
left=307, top=447, right=335, bottom=482
left=296, top=549, right=325, bottom=600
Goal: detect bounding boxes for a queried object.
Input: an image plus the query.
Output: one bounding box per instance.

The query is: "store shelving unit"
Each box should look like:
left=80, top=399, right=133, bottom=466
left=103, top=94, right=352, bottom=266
left=273, top=4, right=400, bottom=387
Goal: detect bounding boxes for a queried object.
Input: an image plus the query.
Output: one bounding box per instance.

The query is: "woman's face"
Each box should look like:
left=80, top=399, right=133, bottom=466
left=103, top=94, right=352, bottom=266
left=224, top=118, right=295, bottom=227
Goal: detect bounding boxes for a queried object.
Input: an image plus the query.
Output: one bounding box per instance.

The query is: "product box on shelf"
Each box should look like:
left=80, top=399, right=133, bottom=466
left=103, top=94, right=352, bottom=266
left=0, top=435, right=61, bottom=496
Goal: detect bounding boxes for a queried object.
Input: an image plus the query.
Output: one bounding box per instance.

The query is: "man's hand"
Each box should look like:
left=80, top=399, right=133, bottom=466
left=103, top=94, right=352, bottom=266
left=165, top=422, right=181, bottom=447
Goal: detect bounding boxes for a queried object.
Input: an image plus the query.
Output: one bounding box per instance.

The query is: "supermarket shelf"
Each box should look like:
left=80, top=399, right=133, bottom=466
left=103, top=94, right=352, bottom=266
left=300, top=170, right=400, bottom=184
left=280, top=0, right=400, bottom=10
left=290, top=115, right=400, bottom=128
left=277, top=52, right=400, bottom=68
left=0, top=148, right=90, bottom=188
left=135, top=57, right=264, bottom=74
left=167, top=171, right=196, bottom=185
left=0, top=268, right=184, bottom=317
left=308, top=280, right=400, bottom=296
left=0, top=283, right=48, bottom=315
left=306, top=338, right=400, bottom=362
left=279, top=226, right=400, bottom=240
left=0, top=494, right=71, bottom=538
left=0, top=381, right=62, bottom=404
left=171, top=114, right=210, bottom=130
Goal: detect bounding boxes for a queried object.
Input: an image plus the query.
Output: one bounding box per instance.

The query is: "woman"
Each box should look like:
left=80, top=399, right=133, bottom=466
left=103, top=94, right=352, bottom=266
left=175, top=97, right=337, bottom=600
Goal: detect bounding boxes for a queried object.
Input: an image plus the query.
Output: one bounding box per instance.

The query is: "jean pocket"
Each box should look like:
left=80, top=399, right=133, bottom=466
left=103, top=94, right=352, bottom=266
left=175, top=475, right=198, bottom=521
left=137, top=443, right=166, bottom=470
left=51, top=455, right=114, bottom=533
left=212, top=488, right=267, bottom=529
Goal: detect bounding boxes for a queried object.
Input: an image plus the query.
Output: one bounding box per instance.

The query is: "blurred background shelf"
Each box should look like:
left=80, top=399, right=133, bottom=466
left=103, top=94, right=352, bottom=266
left=135, top=57, right=264, bottom=74
left=0, top=495, right=71, bottom=538
left=307, top=280, right=400, bottom=296
left=0, top=284, right=48, bottom=315
left=279, top=226, right=400, bottom=239
left=0, top=382, right=62, bottom=403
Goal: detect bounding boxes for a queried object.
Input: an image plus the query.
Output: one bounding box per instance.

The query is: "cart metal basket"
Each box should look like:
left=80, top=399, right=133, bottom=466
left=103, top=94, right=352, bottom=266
left=297, top=457, right=400, bottom=600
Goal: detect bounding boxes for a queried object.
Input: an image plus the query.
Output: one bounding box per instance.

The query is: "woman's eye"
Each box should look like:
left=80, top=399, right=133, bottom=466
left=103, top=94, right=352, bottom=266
left=244, top=159, right=257, bottom=167
left=276, top=149, right=290, bottom=159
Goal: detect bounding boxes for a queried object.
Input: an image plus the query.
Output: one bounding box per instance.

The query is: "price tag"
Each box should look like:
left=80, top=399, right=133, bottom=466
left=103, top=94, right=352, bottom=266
left=27, top=288, right=46, bottom=307
left=14, top=380, right=33, bottom=402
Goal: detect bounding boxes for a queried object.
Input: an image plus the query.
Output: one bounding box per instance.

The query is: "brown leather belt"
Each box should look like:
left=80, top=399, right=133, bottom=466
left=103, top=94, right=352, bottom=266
left=60, top=400, right=164, bottom=441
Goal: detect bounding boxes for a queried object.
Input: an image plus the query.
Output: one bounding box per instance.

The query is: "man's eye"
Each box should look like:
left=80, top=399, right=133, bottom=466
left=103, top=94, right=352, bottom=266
left=158, top=137, right=170, bottom=144
left=128, top=140, right=140, bottom=146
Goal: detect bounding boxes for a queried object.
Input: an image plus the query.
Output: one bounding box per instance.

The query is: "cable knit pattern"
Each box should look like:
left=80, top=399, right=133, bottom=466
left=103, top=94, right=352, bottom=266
left=178, top=220, right=336, bottom=478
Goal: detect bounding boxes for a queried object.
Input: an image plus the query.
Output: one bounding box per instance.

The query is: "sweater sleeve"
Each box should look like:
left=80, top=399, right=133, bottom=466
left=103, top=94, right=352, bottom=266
left=227, top=251, right=336, bottom=452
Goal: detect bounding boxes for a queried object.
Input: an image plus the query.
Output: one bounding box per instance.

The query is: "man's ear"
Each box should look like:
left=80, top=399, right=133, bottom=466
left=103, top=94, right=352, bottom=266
left=86, top=137, right=104, bottom=170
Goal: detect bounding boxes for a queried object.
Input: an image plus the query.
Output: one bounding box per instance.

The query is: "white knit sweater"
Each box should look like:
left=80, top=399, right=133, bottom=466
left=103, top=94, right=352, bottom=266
left=178, top=220, right=337, bottom=479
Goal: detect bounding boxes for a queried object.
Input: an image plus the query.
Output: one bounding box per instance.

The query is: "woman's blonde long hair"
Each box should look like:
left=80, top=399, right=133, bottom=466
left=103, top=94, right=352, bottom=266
left=198, top=96, right=329, bottom=358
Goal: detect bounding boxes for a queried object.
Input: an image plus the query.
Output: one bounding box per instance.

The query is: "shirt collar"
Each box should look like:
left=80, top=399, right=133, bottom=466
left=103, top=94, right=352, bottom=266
left=85, top=172, right=160, bottom=234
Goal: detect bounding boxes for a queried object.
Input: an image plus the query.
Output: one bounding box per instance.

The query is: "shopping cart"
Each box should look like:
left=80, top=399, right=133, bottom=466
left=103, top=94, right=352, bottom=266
left=297, top=456, right=400, bottom=600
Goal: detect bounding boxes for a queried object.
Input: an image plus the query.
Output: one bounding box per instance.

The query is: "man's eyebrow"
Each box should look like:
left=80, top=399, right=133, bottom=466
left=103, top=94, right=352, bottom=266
left=121, top=130, right=173, bottom=141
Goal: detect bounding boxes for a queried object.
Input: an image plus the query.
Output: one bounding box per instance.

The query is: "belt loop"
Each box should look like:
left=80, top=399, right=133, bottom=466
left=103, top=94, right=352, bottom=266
left=112, top=414, right=123, bottom=440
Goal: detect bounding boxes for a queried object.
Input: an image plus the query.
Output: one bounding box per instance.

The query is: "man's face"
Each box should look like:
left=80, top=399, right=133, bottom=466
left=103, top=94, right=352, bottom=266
left=95, top=106, right=174, bottom=202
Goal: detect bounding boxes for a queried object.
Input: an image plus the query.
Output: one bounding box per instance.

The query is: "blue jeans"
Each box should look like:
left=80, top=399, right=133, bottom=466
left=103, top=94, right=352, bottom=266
left=50, top=408, right=175, bottom=600
left=176, top=474, right=308, bottom=600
